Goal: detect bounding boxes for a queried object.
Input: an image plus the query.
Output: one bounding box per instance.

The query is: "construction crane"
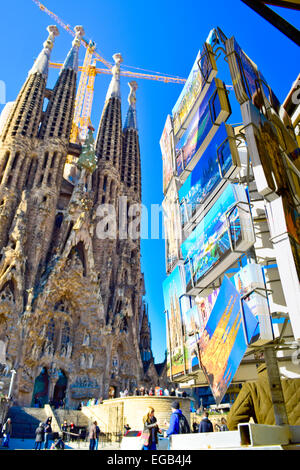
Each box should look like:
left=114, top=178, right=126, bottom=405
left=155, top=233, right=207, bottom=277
left=32, top=0, right=187, bottom=143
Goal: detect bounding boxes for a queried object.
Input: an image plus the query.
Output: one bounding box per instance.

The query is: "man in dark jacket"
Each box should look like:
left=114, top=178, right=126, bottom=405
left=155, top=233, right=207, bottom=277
left=43, top=417, right=52, bottom=449
left=198, top=411, right=213, bottom=433
left=164, top=401, right=182, bottom=437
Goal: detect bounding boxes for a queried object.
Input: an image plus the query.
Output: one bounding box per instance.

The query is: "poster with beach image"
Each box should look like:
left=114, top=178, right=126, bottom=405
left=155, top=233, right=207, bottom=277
left=175, top=78, right=230, bottom=179
left=181, top=184, right=243, bottom=292
left=175, top=79, right=217, bottom=176
left=198, top=275, right=258, bottom=405
left=172, top=43, right=217, bottom=136
left=179, top=122, right=240, bottom=228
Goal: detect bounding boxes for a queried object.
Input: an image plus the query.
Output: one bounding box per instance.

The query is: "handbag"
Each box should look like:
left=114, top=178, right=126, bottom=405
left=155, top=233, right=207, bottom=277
left=140, top=430, right=150, bottom=447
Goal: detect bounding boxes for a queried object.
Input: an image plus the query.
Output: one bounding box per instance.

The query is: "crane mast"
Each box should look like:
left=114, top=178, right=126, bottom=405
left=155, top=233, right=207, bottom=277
left=32, top=0, right=186, bottom=142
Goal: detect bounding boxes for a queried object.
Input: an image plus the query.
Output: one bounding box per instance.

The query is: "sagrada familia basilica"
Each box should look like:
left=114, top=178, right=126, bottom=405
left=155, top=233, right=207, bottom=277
left=0, top=25, right=167, bottom=408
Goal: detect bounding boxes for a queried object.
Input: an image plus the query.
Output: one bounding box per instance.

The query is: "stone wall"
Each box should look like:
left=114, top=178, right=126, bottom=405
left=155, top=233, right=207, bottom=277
left=82, top=396, right=191, bottom=433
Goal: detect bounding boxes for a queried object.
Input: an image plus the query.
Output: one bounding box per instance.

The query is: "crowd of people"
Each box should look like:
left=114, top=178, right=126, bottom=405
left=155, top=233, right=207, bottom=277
left=140, top=402, right=228, bottom=451
left=122, top=386, right=190, bottom=398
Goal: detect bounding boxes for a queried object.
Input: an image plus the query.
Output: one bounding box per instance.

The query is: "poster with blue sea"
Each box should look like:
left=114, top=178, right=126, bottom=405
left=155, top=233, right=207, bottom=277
left=179, top=122, right=238, bottom=227
left=181, top=184, right=242, bottom=291
left=176, top=80, right=217, bottom=176
left=198, top=276, right=258, bottom=405
left=172, top=44, right=217, bottom=135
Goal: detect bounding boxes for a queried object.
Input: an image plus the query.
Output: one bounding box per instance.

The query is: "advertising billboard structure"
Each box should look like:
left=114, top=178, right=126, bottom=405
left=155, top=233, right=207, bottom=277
left=160, top=114, right=176, bottom=195
left=181, top=184, right=255, bottom=295
left=161, top=31, right=300, bottom=401
left=162, top=178, right=182, bottom=274
left=172, top=44, right=218, bottom=138
left=175, top=78, right=231, bottom=182
left=178, top=122, right=241, bottom=232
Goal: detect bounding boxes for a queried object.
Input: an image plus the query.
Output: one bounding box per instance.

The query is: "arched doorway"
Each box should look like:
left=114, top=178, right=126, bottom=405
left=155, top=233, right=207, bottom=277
left=31, top=367, right=49, bottom=407
left=108, top=385, right=116, bottom=399
left=53, top=370, right=68, bottom=408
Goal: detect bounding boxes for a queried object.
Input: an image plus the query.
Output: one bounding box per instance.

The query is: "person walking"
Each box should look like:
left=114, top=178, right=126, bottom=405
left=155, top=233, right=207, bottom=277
left=164, top=401, right=183, bottom=437
left=198, top=411, right=214, bottom=433
left=95, top=422, right=100, bottom=450
left=43, top=416, right=53, bottom=450
left=34, top=422, right=45, bottom=450
left=220, top=417, right=229, bottom=431
left=142, top=407, right=161, bottom=450
left=2, top=417, right=12, bottom=448
left=89, top=421, right=98, bottom=450
left=61, top=420, right=69, bottom=442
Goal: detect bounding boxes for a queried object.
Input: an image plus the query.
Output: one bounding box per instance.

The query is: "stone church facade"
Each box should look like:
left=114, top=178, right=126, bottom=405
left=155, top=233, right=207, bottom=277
left=0, top=25, right=165, bottom=408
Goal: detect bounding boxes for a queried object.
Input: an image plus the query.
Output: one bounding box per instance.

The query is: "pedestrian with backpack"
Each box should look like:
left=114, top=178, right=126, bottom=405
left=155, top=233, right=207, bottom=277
left=164, top=401, right=190, bottom=438
left=198, top=411, right=214, bottom=433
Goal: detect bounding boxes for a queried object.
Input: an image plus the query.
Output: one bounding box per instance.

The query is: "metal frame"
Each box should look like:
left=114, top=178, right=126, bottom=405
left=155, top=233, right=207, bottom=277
left=241, top=0, right=300, bottom=46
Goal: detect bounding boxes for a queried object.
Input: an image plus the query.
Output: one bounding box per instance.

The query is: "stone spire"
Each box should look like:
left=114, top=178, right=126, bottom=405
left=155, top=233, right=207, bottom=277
left=121, top=81, right=141, bottom=199
left=124, top=81, right=138, bottom=130
left=39, top=27, right=83, bottom=141
left=28, top=25, right=59, bottom=79
left=105, top=53, right=123, bottom=101
left=61, top=26, right=85, bottom=73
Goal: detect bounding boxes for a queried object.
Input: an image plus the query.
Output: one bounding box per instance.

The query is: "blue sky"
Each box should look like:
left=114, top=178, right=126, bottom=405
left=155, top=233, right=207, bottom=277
left=0, top=0, right=299, bottom=363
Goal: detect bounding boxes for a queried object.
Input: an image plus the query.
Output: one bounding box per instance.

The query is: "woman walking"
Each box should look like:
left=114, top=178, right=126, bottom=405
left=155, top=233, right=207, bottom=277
left=34, top=422, right=44, bottom=450
left=142, top=407, right=161, bottom=451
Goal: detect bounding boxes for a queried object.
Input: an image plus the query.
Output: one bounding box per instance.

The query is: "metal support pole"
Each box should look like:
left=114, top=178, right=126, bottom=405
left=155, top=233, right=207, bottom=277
left=263, top=346, right=289, bottom=425
left=241, top=0, right=300, bottom=46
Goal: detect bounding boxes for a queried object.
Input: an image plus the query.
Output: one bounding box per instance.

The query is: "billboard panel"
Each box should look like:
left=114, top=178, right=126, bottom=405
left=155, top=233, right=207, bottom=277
left=172, top=43, right=217, bottom=137
left=181, top=184, right=255, bottom=294
left=198, top=275, right=258, bottom=405
left=163, top=266, right=187, bottom=378
left=160, top=114, right=176, bottom=195
left=175, top=78, right=231, bottom=182
left=162, top=179, right=182, bottom=274
left=179, top=123, right=241, bottom=230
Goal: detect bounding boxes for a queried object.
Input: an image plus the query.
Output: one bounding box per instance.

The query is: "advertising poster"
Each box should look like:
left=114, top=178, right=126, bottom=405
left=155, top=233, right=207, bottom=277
left=172, top=43, right=217, bottom=136
left=175, top=78, right=231, bottom=180
left=179, top=122, right=240, bottom=228
left=163, top=266, right=186, bottom=378
left=162, top=179, right=182, bottom=274
left=181, top=184, right=254, bottom=294
left=198, top=276, right=258, bottom=405
left=160, top=115, right=175, bottom=194
left=182, top=287, right=220, bottom=373
left=232, top=263, right=273, bottom=345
